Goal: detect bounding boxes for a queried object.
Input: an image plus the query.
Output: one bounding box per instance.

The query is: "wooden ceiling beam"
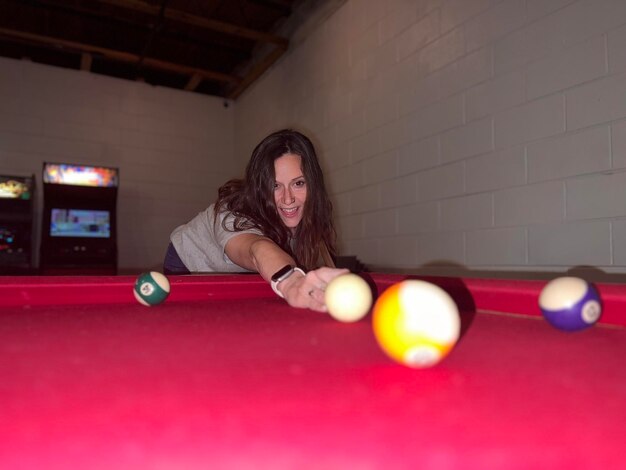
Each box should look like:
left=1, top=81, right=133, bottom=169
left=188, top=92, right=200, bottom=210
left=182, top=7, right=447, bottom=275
left=20, top=0, right=252, bottom=55
left=184, top=73, right=203, bottom=91
left=227, top=44, right=286, bottom=100
left=97, top=0, right=289, bottom=47
left=0, top=27, right=241, bottom=84
left=248, top=0, right=293, bottom=15
left=80, top=52, right=92, bottom=71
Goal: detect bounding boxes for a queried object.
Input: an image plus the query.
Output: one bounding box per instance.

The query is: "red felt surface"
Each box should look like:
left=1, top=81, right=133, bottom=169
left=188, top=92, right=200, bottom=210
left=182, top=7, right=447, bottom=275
left=1, top=274, right=625, bottom=469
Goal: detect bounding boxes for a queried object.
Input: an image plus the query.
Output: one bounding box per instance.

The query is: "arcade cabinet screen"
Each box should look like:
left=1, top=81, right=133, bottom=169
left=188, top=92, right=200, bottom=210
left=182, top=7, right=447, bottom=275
left=50, top=209, right=111, bottom=238
left=43, top=163, right=119, bottom=188
left=0, top=175, right=33, bottom=199
left=0, top=226, right=23, bottom=253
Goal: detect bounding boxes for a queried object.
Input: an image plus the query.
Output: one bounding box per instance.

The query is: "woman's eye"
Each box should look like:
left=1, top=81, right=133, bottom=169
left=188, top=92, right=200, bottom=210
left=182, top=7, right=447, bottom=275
left=294, top=180, right=305, bottom=187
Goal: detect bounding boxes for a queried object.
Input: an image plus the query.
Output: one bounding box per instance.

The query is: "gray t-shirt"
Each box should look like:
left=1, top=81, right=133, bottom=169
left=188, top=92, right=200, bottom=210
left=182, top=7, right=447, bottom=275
left=170, top=204, right=263, bottom=273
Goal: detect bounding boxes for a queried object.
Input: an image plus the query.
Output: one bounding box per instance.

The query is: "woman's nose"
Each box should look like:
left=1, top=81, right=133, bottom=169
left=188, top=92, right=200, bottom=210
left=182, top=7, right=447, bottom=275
left=283, top=188, right=295, bottom=204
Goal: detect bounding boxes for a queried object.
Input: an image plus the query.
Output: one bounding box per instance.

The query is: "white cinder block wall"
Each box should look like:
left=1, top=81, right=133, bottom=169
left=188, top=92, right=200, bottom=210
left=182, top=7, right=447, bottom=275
left=0, top=57, right=235, bottom=271
left=235, top=0, right=626, bottom=275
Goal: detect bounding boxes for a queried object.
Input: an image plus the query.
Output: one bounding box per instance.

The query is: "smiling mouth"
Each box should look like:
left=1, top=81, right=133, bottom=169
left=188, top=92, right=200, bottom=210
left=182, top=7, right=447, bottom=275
left=280, top=207, right=300, bottom=218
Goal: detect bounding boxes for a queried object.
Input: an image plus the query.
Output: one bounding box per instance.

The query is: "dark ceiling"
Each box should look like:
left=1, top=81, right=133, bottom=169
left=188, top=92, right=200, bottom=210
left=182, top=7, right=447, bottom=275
left=0, top=0, right=295, bottom=99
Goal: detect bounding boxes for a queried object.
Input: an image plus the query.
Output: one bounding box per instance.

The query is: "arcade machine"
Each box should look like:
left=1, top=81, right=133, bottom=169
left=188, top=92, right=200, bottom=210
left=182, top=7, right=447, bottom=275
left=0, top=174, right=35, bottom=274
left=40, top=162, right=119, bottom=275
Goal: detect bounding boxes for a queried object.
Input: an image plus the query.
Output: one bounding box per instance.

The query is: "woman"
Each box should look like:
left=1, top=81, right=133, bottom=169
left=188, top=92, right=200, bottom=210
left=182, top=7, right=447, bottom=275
left=164, top=129, right=348, bottom=311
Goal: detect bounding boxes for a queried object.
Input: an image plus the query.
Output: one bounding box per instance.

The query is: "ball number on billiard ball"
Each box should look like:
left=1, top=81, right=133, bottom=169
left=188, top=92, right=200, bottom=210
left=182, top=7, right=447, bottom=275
left=134, top=271, right=170, bottom=306
left=539, top=277, right=602, bottom=331
left=372, top=280, right=461, bottom=368
left=324, top=273, right=373, bottom=322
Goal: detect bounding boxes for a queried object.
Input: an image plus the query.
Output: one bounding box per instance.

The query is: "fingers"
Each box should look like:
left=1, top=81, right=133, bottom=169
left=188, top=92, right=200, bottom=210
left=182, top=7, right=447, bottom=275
left=306, top=285, right=327, bottom=311
left=301, top=267, right=349, bottom=312
left=307, top=267, right=349, bottom=285
left=283, top=267, right=350, bottom=312
left=308, top=301, right=328, bottom=313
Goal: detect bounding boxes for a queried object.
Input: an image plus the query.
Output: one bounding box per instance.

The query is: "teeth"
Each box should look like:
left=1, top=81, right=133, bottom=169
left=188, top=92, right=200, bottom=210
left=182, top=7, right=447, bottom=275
left=282, top=207, right=297, bottom=213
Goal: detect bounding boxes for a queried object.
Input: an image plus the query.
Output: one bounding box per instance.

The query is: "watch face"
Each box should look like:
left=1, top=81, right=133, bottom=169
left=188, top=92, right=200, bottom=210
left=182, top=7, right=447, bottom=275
left=272, top=265, right=294, bottom=282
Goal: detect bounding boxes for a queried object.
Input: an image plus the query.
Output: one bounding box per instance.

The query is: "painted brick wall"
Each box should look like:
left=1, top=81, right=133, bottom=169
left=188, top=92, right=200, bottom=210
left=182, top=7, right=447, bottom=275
left=0, top=58, right=235, bottom=271
left=235, top=0, right=626, bottom=274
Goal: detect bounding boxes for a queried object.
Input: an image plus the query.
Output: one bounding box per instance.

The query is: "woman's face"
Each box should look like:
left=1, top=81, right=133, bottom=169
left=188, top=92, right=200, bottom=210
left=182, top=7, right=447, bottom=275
left=274, top=153, right=307, bottom=232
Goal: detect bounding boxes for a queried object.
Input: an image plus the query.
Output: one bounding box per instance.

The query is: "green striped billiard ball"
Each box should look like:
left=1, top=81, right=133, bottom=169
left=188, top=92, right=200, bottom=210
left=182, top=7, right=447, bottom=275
left=134, top=271, right=170, bottom=306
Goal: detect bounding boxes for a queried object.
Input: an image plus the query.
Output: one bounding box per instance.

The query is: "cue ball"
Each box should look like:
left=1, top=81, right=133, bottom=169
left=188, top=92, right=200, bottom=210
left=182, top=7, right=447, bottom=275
left=538, top=277, right=602, bottom=331
left=134, top=271, right=170, bottom=306
left=373, top=280, right=461, bottom=368
left=324, top=273, right=373, bottom=322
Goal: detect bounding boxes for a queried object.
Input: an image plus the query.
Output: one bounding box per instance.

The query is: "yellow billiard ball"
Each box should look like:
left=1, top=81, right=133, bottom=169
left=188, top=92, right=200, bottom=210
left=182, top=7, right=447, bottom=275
left=373, top=280, right=460, bottom=368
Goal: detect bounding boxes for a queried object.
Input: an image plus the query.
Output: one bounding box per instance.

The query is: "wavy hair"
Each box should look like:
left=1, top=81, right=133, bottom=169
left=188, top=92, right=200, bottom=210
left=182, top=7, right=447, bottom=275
left=214, top=129, right=336, bottom=270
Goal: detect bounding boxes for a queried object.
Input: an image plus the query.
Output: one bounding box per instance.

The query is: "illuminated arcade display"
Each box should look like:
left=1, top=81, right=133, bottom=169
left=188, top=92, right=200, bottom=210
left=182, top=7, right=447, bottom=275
left=43, top=163, right=119, bottom=188
left=0, top=227, right=18, bottom=252
left=50, top=209, right=111, bottom=238
left=0, top=176, right=33, bottom=199
left=40, top=162, right=118, bottom=273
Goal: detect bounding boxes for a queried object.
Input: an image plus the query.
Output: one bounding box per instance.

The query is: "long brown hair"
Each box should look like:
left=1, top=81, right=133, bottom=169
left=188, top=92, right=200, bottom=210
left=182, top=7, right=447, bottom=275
left=214, top=129, right=336, bottom=270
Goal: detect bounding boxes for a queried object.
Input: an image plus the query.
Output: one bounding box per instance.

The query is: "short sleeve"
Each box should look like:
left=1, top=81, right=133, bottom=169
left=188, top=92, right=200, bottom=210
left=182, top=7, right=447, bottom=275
left=213, top=209, right=263, bottom=251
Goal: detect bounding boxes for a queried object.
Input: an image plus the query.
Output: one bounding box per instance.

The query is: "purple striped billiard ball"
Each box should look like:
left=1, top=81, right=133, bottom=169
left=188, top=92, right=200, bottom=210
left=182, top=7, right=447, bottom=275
left=539, top=277, right=602, bottom=331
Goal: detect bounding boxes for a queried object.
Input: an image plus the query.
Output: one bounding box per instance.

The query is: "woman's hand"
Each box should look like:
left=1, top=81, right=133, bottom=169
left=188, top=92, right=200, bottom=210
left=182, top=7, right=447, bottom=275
left=280, top=267, right=349, bottom=312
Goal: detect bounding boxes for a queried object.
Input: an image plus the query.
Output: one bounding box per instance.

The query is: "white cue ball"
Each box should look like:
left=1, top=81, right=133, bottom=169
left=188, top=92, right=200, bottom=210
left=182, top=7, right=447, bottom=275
left=324, top=273, right=373, bottom=323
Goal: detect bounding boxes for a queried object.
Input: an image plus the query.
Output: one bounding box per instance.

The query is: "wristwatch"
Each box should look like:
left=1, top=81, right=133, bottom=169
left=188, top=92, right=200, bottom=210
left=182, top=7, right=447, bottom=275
left=270, top=265, right=305, bottom=298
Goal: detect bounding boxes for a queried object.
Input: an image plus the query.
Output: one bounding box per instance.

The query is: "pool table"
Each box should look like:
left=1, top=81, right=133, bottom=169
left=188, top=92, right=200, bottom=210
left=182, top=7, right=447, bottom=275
left=1, top=273, right=625, bottom=469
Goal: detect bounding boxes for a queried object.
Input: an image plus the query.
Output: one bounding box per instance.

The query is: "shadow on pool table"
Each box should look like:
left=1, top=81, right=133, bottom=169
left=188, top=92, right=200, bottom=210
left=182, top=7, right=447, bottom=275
left=359, top=272, right=477, bottom=341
